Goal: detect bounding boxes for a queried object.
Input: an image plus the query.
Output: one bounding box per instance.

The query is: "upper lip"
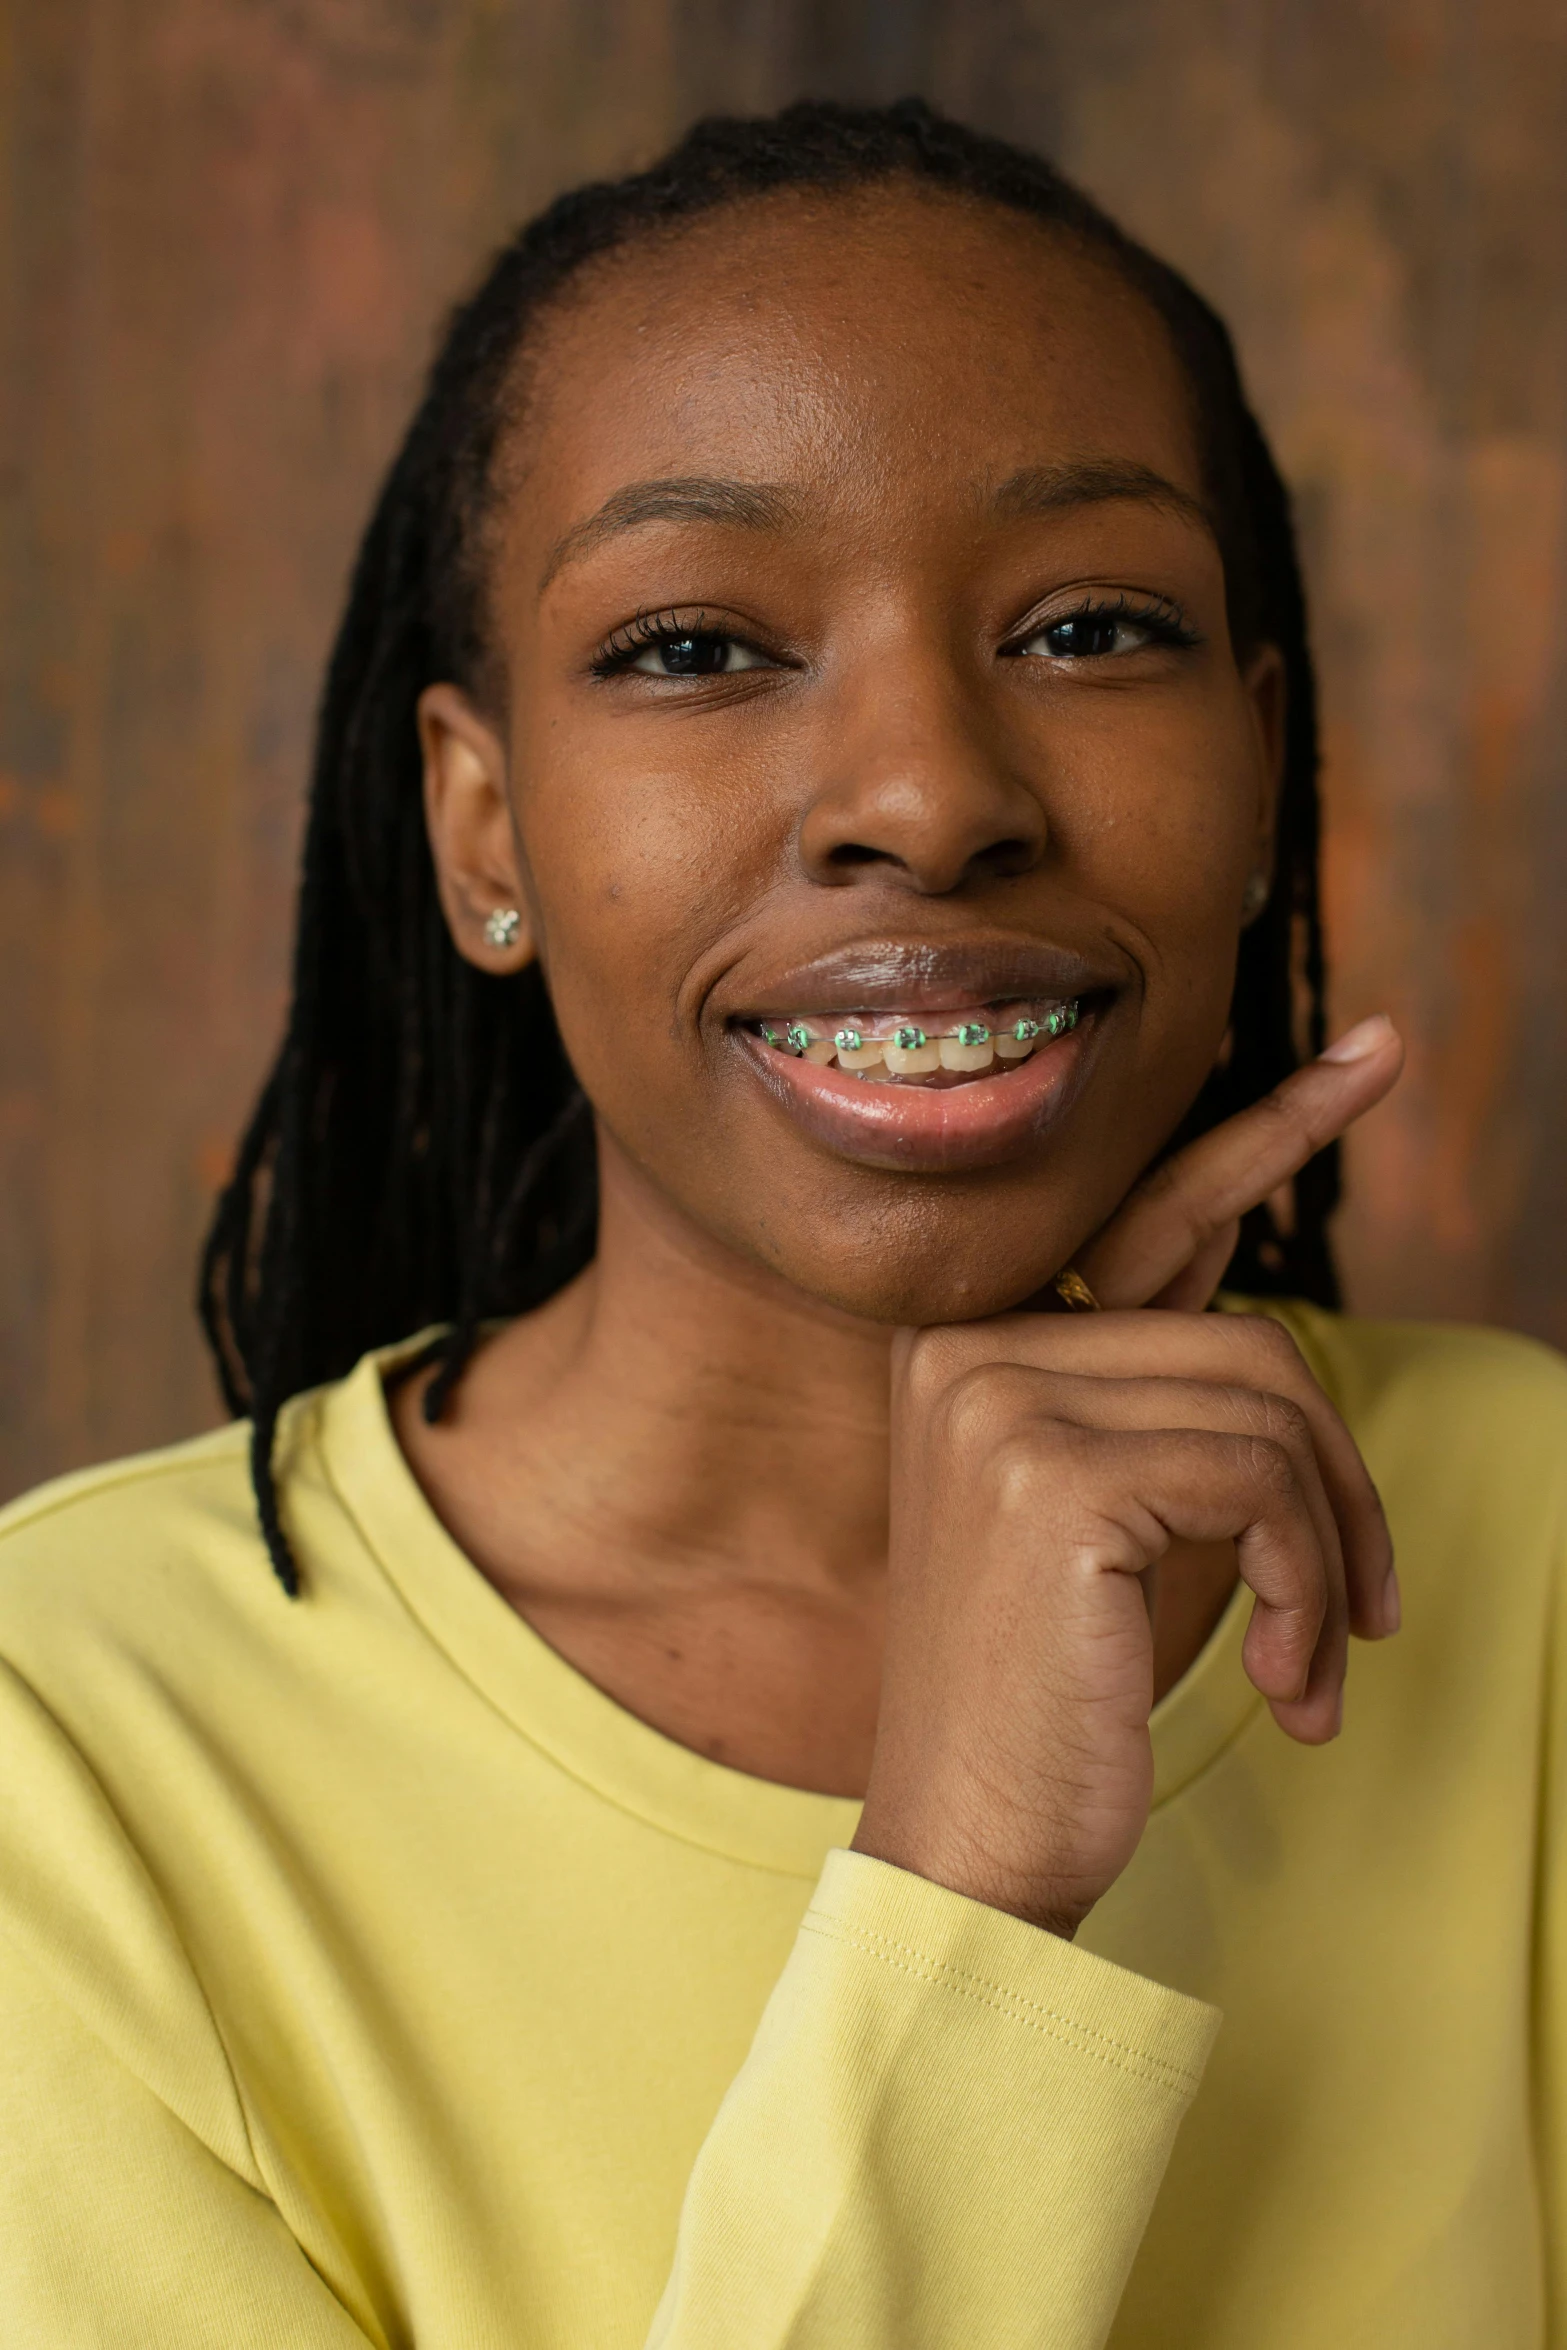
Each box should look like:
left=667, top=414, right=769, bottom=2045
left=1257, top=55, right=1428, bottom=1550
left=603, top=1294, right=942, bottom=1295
left=728, top=934, right=1124, bottom=1020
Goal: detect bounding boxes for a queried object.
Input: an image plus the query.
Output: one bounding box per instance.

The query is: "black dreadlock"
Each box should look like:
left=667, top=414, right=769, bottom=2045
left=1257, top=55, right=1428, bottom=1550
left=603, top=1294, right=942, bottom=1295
left=200, top=97, right=1339, bottom=1596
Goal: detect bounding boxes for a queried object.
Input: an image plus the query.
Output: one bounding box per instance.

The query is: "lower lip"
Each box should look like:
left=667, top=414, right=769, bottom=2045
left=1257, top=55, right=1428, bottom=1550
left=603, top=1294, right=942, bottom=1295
left=736, top=1018, right=1099, bottom=1172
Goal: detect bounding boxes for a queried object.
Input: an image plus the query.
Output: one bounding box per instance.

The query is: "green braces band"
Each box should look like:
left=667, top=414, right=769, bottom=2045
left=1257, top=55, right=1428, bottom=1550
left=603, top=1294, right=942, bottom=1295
left=769, top=1000, right=1081, bottom=1053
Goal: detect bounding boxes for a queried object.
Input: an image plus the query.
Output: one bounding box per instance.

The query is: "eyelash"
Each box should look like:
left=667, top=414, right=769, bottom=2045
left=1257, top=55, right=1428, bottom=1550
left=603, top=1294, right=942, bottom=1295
left=1004, top=592, right=1200, bottom=657
left=588, top=591, right=1199, bottom=677
left=590, top=608, right=734, bottom=676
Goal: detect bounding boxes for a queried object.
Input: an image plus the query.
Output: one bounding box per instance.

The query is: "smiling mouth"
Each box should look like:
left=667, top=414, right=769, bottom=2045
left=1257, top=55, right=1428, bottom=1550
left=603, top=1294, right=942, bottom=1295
left=747, top=996, right=1081, bottom=1085
left=727, top=935, right=1117, bottom=1170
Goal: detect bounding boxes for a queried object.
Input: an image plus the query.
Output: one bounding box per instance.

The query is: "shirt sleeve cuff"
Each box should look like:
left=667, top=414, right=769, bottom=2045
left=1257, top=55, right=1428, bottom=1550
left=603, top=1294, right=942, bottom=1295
left=803, top=1845, right=1220, bottom=2102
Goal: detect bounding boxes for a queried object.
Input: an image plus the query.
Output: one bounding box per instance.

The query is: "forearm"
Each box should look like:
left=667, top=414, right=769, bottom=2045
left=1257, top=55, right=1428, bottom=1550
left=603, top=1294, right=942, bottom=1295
left=646, top=1850, right=1219, bottom=2350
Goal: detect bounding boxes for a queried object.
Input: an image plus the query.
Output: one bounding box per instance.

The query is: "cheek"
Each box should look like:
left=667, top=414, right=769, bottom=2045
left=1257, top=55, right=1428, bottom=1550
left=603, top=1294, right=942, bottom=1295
left=510, top=743, right=764, bottom=1081
left=1063, top=699, right=1258, bottom=968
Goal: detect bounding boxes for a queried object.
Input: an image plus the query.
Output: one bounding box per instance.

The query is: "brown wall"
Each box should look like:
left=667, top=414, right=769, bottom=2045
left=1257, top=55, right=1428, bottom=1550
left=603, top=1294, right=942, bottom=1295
left=3, top=0, right=1565, bottom=1500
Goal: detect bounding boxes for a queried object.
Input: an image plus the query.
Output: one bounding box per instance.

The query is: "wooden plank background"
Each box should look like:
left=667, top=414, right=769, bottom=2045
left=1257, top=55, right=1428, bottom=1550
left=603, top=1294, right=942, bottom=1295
left=3, top=0, right=1565, bottom=1500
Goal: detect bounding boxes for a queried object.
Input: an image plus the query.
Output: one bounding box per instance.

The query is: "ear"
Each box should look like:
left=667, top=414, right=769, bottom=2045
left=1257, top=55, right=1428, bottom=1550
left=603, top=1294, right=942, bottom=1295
left=418, top=682, right=536, bottom=972
left=1240, top=641, right=1287, bottom=914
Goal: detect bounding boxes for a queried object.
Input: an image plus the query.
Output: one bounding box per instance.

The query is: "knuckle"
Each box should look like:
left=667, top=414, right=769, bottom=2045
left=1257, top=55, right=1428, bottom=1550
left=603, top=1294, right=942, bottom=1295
left=936, top=1362, right=1007, bottom=1450
left=1229, top=1313, right=1309, bottom=1385
left=900, top=1324, right=970, bottom=1404
left=981, top=1427, right=1046, bottom=1512
left=1254, top=1391, right=1311, bottom=1450
left=1259, top=1325, right=1306, bottom=1372
left=1247, top=1313, right=1304, bottom=1364
left=981, top=1419, right=1074, bottom=1513
left=931, top=1360, right=1051, bottom=1455
left=1243, top=1433, right=1301, bottom=1503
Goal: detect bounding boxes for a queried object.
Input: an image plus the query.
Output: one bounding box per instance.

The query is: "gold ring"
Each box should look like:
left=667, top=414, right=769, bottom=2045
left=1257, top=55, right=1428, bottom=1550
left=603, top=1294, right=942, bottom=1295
left=1052, top=1265, right=1102, bottom=1313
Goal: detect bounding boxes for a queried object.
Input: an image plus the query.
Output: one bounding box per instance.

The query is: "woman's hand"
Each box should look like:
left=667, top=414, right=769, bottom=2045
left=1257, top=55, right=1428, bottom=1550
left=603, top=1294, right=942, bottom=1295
left=852, top=1015, right=1404, bottom=1939
left=1078, top=1011, right=1405, bottom=1314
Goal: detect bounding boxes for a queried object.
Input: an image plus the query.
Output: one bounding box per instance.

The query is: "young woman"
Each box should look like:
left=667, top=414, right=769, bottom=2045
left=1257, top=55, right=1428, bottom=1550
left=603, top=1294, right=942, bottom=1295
left=2, top=100, right=1563, bottom=2349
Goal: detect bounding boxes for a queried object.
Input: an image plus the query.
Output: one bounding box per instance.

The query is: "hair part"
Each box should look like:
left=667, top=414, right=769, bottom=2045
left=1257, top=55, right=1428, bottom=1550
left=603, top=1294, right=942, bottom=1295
left=200, top=96, right=1338, bottom=1596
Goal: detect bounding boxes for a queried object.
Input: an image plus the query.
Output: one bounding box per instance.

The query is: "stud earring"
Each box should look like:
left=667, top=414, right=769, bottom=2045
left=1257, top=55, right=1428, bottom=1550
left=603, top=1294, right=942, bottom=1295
left=1240, top=871, right=1270, bottom=924
left=483, top=907, right=521, bottom=950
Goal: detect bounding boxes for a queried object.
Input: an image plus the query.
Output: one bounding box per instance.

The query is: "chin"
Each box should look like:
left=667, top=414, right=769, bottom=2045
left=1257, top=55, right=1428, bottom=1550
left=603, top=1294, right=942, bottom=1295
left=743, top=1216, right=1068, bottom=1328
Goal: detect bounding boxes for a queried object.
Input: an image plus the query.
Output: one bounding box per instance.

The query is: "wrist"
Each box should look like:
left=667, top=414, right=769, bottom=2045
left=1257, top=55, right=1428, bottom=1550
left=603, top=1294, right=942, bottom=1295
left=850, top=1803, right=1089, bottom=1941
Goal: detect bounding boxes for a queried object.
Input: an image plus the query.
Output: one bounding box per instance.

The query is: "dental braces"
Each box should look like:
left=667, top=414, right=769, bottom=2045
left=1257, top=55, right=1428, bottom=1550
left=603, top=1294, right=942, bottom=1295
left=758, top=1000, right=1080, bottom=1054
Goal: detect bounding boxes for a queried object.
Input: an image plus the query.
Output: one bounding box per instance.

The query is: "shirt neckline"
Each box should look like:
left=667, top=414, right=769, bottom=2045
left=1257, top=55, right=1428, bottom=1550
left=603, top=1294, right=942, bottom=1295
left=316, top=1337, right=1262, bottom=1877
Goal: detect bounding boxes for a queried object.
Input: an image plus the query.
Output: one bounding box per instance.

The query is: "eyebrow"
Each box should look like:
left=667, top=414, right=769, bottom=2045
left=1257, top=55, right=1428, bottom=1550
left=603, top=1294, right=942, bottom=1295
left=991, top=459, right=1215, bottom=535
left=539, top=476, right=803, bottom=591
left=539, top=457, right=1215, bottom=593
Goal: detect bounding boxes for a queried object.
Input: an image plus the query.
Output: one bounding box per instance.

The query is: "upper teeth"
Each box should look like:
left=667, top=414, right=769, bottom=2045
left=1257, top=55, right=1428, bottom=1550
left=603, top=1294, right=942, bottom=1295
left=757, top=999, right=1080, bottom=1076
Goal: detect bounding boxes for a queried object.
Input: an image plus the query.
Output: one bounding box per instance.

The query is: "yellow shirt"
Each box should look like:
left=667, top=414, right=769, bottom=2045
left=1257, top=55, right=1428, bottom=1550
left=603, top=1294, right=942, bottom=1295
left=1, top=1303, right=1564, bottom=2348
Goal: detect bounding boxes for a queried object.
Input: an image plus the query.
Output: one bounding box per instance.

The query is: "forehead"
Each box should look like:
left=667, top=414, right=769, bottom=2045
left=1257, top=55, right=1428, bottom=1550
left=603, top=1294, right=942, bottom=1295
left=508, top=185, right=1204, bottom=539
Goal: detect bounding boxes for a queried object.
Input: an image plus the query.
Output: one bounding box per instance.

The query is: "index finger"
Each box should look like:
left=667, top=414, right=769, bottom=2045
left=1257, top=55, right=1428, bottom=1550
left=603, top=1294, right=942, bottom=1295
left=1080, top=1015, right=1404, bottom=1309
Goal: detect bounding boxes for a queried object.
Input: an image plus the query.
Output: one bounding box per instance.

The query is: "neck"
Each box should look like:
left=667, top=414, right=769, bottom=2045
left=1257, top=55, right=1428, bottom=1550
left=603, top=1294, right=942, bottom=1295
left=427, top=1128, right=899, bottom=1594
left=389, top=1123, right=1238, bottom=1793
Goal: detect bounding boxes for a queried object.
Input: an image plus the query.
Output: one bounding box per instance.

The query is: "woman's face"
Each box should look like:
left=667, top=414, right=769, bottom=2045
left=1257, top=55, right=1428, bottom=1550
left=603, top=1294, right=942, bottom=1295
left=426, top=184, right=1282, bottom=1324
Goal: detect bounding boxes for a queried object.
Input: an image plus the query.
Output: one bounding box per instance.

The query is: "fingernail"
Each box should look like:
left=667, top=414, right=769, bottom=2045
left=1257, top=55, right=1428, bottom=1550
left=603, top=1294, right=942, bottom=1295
left=1331, top=1688, right=1344, bottom=1738
left=1381, top=1564, right=1402, bottom=1636
left=1319, top=1013, right=1396, bottom=1064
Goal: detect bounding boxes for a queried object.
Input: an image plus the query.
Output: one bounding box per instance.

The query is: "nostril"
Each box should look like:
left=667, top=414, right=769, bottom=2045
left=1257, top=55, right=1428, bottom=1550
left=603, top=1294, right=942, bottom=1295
left=820, top=833, right=1040, bottom=882
left=979, top=838, right=1040, bottom=881
left=824, top=840, right=896, bottom=869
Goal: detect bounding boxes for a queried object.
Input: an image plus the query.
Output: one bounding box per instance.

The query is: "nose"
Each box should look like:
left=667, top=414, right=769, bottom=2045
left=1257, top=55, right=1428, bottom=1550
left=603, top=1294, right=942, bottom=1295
left=795, top=648, right=1048, bottom=895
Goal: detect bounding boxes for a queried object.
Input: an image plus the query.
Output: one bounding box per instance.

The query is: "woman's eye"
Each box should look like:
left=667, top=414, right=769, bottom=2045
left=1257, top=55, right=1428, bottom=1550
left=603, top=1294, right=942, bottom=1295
left=630, top=633, right=768, bottom=676
left=1017, top=612, right=1157, bottom=661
